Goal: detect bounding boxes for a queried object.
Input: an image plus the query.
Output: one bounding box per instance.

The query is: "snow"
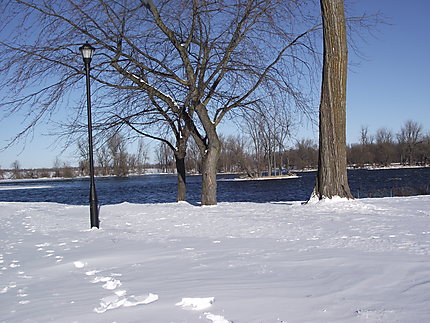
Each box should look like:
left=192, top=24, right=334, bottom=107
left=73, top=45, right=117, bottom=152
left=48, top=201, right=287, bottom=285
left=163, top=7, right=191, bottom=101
left=219, top=175, right=300, bottom=182
left=131, top=73, right=149, bottom=86
left=176, top=297, right=215, bottom=310
left=307, top=193, right=352, bottom=205
left=0, top=196, right=429, bottom=322
left=0, top=185, right=53, bottom=190
left=129, top=72, right=182, bottom=111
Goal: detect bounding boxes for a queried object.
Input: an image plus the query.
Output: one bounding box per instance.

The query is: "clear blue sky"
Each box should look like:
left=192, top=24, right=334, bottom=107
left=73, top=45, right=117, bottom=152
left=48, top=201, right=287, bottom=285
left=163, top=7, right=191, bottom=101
left=346, top=0, right=430, bottom=143
left=1, top=0, right=429, bottom=169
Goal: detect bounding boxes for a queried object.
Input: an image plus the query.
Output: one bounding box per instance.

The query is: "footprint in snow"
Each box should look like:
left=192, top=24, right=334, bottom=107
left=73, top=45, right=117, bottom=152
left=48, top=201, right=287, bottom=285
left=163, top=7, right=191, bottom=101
left=75, top=263, right=120, bottom=290
left=19, top=300, right=30, bottom=305
left=43, top=250, right=55, bottom=258
left=205, top=313, right=231, bottom=323
left=123, top=293, right=159, bottom=307
left=75, top=262, right=159, bottom=313
left=0, top=282, right=17, bottom=294
left=176, top=297, right=232, bottom=323
left=90, top=276, right=122, bottom=290
left=94, top=294, right=126, bottom=313
left=18, top=271, right=32, bottom=279
left=175, top=297, right=215, bottom=311
left=35, top=242, right=50, bottom=248
left=94, top=292, right=159, bottom=313
left=17, top=287, right=29, bottom=298
left=85, top=270, right=100, bottom=276
left=73, top=261, right=87, bottom=269
left=9, top=260, right=20, bottom=268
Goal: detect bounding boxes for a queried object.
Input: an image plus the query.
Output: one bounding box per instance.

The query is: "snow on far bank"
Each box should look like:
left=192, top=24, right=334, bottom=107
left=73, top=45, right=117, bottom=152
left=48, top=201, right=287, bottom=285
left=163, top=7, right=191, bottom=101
left=0, top=196, right=429, bottom=322
left=218, top=175, right=300, bottom=182
left=0, top=185, right=53, bottom=191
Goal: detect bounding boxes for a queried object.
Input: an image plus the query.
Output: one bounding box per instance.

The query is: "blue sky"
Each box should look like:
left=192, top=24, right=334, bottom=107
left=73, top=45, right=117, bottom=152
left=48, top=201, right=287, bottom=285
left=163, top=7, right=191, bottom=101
left=1, top=0, right=429, bottom=169
left=346, top=0, right=430, bottom=143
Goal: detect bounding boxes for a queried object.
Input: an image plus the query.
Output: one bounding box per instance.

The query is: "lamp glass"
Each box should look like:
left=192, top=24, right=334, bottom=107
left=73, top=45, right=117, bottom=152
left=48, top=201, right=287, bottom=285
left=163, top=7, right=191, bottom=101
left=79, top=43, right=95, bottom=59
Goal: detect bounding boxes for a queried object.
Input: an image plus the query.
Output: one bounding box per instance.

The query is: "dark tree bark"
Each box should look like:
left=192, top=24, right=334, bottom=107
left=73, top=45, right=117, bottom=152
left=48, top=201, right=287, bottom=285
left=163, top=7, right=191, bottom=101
left=201, top=147, right=220, bottom=205
left=312, top=0, right=353, bottom=200
left=175, top=155, right=186, bottom=202
left=174, top=137, right=188, bottom=202
left=200, top=137, right=221, bottom=206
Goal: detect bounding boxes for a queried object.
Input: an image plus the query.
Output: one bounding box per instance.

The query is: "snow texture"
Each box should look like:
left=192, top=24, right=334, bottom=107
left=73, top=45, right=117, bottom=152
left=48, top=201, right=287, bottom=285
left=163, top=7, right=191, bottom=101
left=176, top=297, right=215, bottom=310
left=0, top=196, right=429, bottom=322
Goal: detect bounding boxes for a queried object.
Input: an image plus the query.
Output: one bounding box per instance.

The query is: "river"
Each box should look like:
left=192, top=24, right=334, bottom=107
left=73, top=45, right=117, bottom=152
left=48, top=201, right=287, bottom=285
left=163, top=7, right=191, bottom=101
left=0, top=167, right=429, bottom=205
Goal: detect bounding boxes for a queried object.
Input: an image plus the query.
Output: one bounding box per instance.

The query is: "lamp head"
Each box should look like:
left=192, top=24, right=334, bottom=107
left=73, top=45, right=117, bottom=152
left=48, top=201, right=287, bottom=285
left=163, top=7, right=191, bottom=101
left=79, top=42, right=95, bottom=65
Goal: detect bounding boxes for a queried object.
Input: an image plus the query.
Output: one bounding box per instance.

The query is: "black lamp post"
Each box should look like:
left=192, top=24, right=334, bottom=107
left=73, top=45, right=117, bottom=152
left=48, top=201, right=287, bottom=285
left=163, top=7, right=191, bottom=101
left=79, top=42, right=99, bottom=229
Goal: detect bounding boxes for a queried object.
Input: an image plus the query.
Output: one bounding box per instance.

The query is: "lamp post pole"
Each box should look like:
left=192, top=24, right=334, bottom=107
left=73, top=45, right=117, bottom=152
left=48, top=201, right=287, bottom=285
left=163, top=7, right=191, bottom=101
left=79, top=42, right=99, bottom=229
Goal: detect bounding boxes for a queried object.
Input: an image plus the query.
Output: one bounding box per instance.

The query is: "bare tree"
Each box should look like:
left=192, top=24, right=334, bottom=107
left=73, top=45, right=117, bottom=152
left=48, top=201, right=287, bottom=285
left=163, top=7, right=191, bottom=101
left=242, top=112, right=265, bottom=177
left=374, top=128, right=395, bottom=166
left=218, top=135, right=251, bottom=174
left=360, top=126, right=373, bottom=146
left=77, top=139, right=89, bottom=176
left=96, top=145, right=111, bottom=176
left=312, top=0, right=353, bottom=200
left=93, top=133, right=147, bottom=175
left=289, top=139, right=318, bottom=170
left=242, top=100, right=293, bottom=177
left=156, top=141, right=174, bottom=173
left=397, top=120, right=423, bottom=165
left=347, top=124, right=429, bottom=168
left=417, top=132, right=430, bottom=165
left=0, top=0, right=320, bottom=205
left=53, top=157, right=62, bottom=177
left=135, top=139, right=149, bottom=173
left=106, top=133, right=129, bottom=176
left=11, top=160, right=22, bottom=179
left=353, top=125, right=375, bottom=166
left=185, top=137, right=202, bottom=174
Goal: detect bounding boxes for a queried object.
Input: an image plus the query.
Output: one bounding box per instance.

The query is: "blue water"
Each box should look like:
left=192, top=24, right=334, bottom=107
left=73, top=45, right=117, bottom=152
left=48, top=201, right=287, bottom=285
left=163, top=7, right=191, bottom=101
left=0, top=168, right=429, bottom=205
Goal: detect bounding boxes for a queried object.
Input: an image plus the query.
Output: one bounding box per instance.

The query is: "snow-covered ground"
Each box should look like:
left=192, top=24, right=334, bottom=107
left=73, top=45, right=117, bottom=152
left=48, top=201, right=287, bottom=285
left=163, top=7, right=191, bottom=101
left=1, top=196, right=429, bottom=322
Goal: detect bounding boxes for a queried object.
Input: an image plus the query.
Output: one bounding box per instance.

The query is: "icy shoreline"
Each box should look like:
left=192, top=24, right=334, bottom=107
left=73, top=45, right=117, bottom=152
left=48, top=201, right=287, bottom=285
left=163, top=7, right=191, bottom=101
left=1, top=165, right=428, bottom=183
left=218, top=174, right=300, bottom=181
left=1, top=196, right=429, bottom=322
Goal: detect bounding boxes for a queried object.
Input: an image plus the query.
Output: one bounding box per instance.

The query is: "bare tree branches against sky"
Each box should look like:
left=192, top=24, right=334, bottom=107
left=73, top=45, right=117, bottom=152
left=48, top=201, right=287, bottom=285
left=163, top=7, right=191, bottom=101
left=0, top=0, right=429, bottom=169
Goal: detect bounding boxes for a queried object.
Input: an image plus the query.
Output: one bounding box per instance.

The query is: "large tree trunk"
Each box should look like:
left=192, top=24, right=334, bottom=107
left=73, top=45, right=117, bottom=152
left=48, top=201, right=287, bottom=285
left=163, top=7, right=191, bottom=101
left=201, top=141, right=221, bottom=205
left=190, top=102, right=222, bottom=206
left=313, top=0, right=353, bottom=200
left=174, top=130, right=190, bottom=202
left=175, top=153, right=186, bottom=202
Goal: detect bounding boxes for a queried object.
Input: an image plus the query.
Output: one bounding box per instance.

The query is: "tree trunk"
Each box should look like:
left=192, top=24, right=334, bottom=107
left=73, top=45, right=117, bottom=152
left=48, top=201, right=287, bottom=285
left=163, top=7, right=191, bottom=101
left=175, top=153, right=186, bottom=202
left=174, top=130, right=190, bottom=202
left=201, top=141, right=221, bottom=206
left=313, top=0, right=353, bottom=200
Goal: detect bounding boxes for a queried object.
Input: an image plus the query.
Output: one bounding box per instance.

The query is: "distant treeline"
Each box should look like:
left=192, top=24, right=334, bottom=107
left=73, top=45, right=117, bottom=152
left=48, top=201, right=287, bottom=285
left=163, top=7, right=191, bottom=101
left=162, top=120, right=430, bottom=177
left=2, top=121, right=429, bottom=180
left=0, top=163, right=159, bottom=180
left=1, top=133, right=151, bottom=179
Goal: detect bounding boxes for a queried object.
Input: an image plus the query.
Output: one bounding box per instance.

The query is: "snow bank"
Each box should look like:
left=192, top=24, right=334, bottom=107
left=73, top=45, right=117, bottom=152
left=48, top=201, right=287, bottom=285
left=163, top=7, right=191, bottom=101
left=218, top=175, right=299, bottom=182
left=0, top=197, right=429, bottom=322
left=0, top=185, right=53, bottom=190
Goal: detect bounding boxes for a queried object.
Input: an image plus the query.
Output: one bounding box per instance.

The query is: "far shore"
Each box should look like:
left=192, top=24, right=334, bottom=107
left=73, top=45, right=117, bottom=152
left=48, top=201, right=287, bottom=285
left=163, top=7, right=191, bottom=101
left=218, top=174, right=300, bottom=182
left=0, top=164, right=428, bottom=183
